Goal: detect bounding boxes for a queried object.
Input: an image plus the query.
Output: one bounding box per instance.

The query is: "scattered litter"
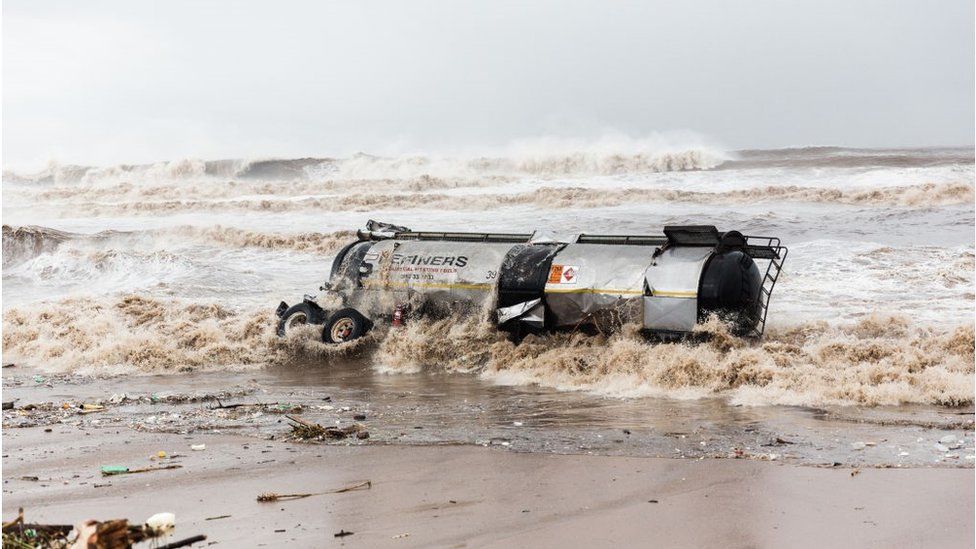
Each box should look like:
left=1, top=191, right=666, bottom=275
left=80, top=403, right=105, bottom=413
left=20, top=476, right=39, bottom=482
left=2, top=508, right=204, bottom=548
left=334, top=530, right=354, bottom=538
left=205, top=515, right=231, bottom=521
left=392, top=532, right=410, bottom=539
left=939, top=435, right=962, bottom=449
left=100, top=466, right=129, bottom=476
left=285, top=414, right=368, bottom=441
left=32, top=375, right=44, bottom=383
left=851, top=469, right=860, bottom=477
left=647, top=499, right=659, bottom=503
left=145, top=512, right=176, bottom=534
left=2, top=401, right=15, bottom=411
left=850, top=442, right=866, bottom=451
left=191, top=444, right=207, bottom=451
left=258, top=480, right=372, bottom=503
left=2, top=363, right=15, bottom=368
left=101, top=464, right=182, bottom=476
left=354, top=414, right=367, bottom=421
left=513, top=421, right=523, bottom=427
left=935, top=443, right=950, bottom=452
left=898, top=451, right=910, bottom=457
left=157, top=451, right=167, bottom=459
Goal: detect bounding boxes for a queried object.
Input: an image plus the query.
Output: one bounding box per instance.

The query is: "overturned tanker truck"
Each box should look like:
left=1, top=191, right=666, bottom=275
left=276, top=220, right=787, bottom=343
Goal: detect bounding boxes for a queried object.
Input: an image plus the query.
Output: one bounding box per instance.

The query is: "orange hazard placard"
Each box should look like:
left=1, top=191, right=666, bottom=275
left=548, top=264, right=579, bottom=284
left=548, top=265, right=563, bottom=283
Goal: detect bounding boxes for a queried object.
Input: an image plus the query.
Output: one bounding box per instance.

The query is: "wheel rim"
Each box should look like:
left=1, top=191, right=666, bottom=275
left=286, top=313, right=308, bottom=332
left=330, top=317, right=356, bottom=341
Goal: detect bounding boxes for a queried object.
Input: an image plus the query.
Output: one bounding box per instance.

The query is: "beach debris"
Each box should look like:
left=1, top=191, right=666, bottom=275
left=285, top=414, right=367, bottom=441
left=334, top=530, right=354, bottom=538
left=354, top=414, right=367, bottom=421
left=935, top=443, right=951, bottom=452
left=205, top=515, right=231, bottom=521
left=3, top=507, right=204, bottom=549
left=101, top=466, right=129, bottom=476
left=850, top=442, right=866, bottom=451
left=2, top=363, right=15, bottom=368
left=80, top=403, right=105, bottom=413
left=101, top=464, right=182, bottom=476
left=939, top=434, right=962, bottom=449
left=257, top=480, right=372, bottom=503
left=157, top=451, right=167, bottom=459
left=2, top=401, right=15, bottom=411
left=851, top=469, right=861, bottom=477
left=392, top=532, right=410, bottom=539
left=145, top=512, right=176, bottom=534
left=191, top=444, right=206, bottom=451
left=513, top=421, right=523, bottom=426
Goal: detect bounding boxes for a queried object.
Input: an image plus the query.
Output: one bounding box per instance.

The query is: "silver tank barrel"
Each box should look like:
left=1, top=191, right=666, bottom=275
left=327, top=221, right=786, bottom=337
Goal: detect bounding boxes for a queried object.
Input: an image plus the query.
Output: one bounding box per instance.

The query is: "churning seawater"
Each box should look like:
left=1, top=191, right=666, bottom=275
left=2, top=145, right=974, bottom=409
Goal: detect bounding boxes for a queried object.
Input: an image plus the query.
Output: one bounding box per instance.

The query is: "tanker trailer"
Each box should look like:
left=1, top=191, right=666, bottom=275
left=276, top=220, right=786, bottom=343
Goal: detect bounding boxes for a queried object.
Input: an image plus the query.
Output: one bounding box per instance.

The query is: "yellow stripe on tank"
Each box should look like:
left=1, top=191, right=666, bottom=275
left=544, top=288, right=645, bottom=296
left=649, top=290, right=697, bottom=298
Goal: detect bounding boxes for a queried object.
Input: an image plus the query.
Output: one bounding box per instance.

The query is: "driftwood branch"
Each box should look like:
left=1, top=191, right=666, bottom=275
left=257, top=480, right=372, bottom=503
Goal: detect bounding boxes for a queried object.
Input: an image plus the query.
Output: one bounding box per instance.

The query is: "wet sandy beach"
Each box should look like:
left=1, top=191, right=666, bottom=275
left=3, top=361, right=975, bottom=547
left=3, top=422, right=973, bottom=548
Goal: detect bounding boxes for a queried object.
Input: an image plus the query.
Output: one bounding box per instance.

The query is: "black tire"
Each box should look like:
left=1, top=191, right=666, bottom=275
left=277, top=303, right=314, bottom=337
left=322, top=308, right=371, bottom=344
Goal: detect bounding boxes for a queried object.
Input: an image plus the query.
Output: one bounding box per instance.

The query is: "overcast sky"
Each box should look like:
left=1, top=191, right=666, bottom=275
left=3, top=0, right=974, bottom=170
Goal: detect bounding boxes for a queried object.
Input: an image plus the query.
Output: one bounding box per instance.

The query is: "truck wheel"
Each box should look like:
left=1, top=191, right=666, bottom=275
left=277, top=303, right=314, bottom=337
left=323, top=308, right=371, bottom=343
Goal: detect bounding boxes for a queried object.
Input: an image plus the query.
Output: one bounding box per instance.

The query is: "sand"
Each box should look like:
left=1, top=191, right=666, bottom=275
left=2, top=425, right=973, bottom=548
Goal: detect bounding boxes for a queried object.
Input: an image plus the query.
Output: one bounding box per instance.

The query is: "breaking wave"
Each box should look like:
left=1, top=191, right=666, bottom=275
left=376, top=314, right=975, bottom=407
left=3, top=225, right=354, bottom=268
left=26, top=174, right=506, bottom=203
left=2, top=295, right=972, bottom=407
left=55, top=181, right=976, bottom=217
left=3, top=147, right=726, bottom=185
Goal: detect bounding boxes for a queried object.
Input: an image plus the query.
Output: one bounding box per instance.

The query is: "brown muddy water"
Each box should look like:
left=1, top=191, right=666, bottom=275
left=3, top=145, right=974, bottom=472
